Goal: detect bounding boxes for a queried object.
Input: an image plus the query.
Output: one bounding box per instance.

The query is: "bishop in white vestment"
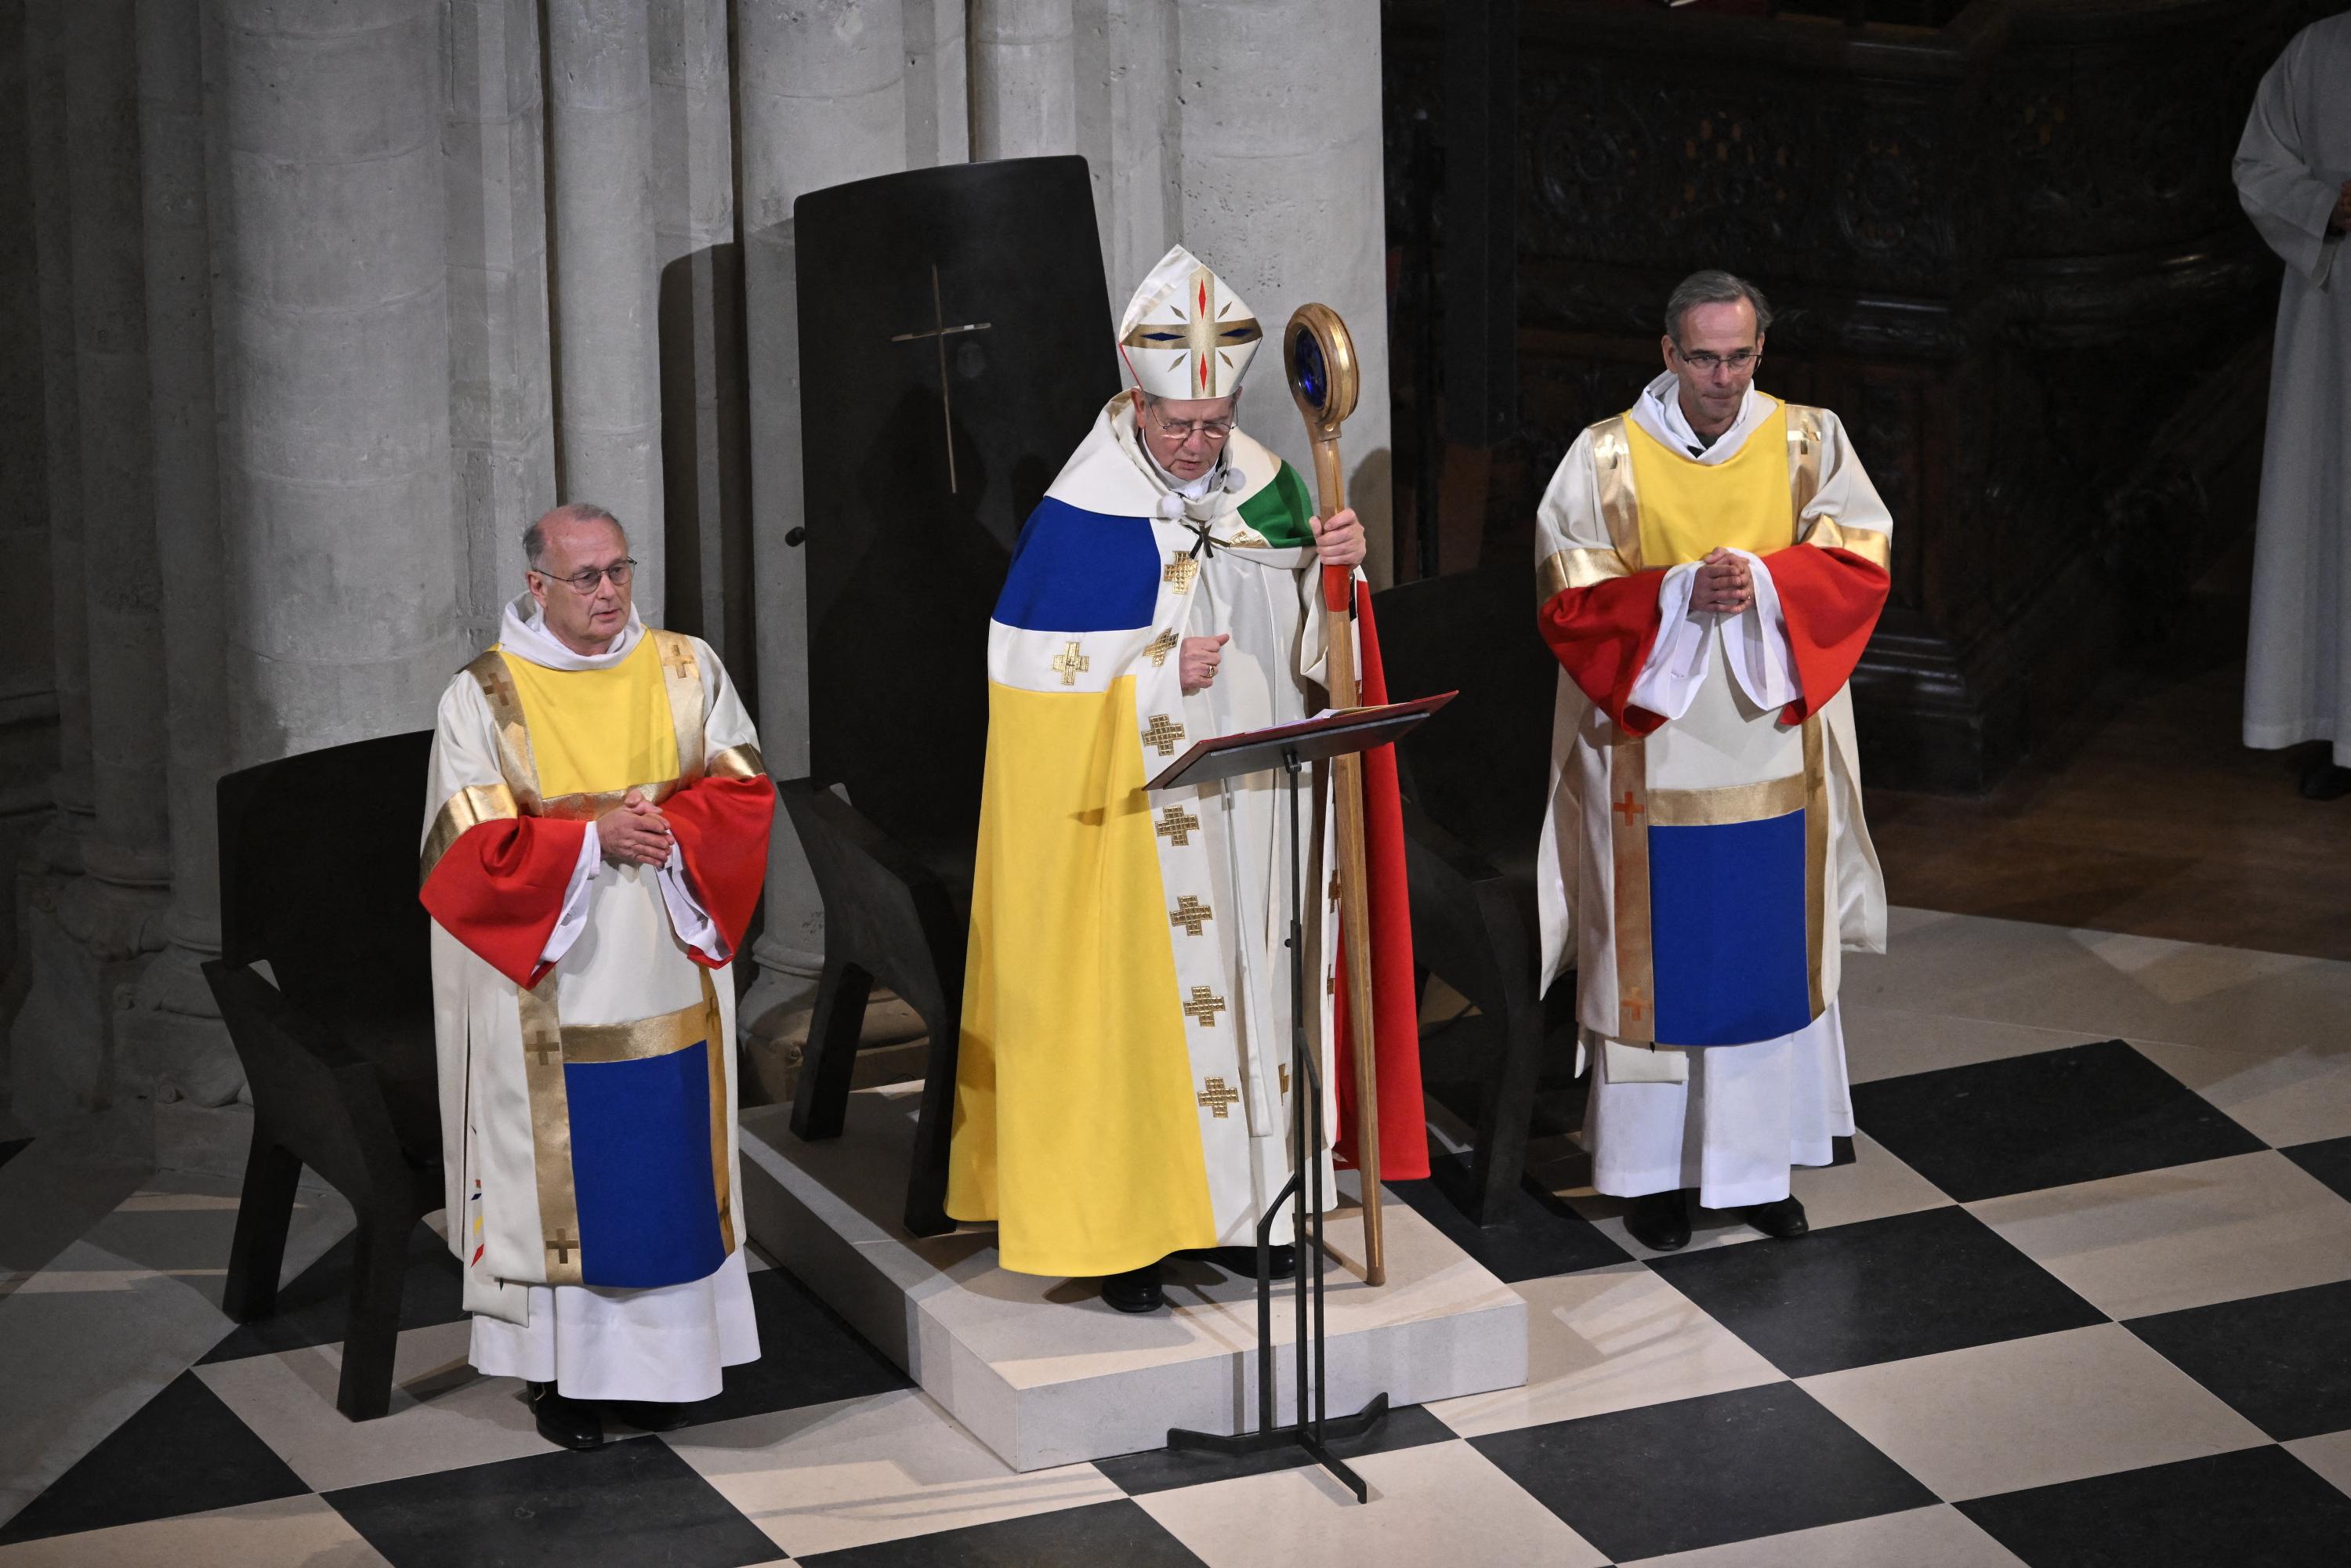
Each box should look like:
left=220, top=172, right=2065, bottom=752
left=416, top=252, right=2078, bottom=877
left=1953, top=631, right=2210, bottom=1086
left=422, top=505, right=775, bottom=1447
left=2237, top=11, right=2351, bottom=799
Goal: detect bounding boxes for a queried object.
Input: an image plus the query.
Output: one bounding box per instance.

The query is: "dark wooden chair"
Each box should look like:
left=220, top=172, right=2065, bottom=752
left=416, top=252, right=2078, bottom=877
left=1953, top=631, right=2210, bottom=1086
left=205, top=730, right=441, bottom=1421
left=1373, top=562, right=1578, bottom=1224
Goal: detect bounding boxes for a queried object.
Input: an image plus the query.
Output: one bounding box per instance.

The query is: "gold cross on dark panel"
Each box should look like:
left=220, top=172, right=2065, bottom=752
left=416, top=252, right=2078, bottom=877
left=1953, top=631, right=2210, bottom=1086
left=888, top=261, right=992, bottom=494
left=1157, top=805, right=1200, bottom=847
left=1197, top=1076, right=1241, bottom=1117
left=1143, top=714, right=1186, bottom=756
left=1183, top=986, right=1228, bottom=1028
left=1169, top=894, right=1213, bottom=936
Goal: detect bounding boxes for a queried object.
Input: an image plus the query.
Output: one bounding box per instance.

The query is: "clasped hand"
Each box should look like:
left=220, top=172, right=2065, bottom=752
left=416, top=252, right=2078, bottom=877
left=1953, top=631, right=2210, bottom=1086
left=1692, top=547, right=1755, bottom=616
left=596, top=788, right=673, bottom=867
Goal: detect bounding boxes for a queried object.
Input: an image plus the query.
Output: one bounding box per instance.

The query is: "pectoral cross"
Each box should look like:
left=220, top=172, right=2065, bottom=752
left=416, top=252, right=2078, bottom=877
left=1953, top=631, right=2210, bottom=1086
left=1170, top=894, right=1213, bottom=936
left=1183, top=986, right=1229, bottom=1028
left=1197, top=1076, right=1241, bottom=1117
left=888, top=262, right=992, bottom=494
left=1611, top=789, right=1644, bottom=827
left=1157, top=805, right=1200, bottom=847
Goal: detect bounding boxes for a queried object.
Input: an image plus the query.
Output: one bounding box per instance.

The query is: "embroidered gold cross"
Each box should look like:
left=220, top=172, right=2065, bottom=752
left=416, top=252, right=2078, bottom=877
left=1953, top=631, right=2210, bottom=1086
left=1197, top=1076, right=1241, bottom=1117
left=1157, top=805, right=1200, bottom=847
left=659, top=639, right=697, bottom=683
left=1163, top=552, right=1198, bottom=594
left=1621, top=988, right=1650, bottom=1023
left=1170, top=894, right=1213, bottom=936
left=546, top=1231, right=580, bottom=1265
left=1183, top=986, right=1228, bottom=1027
left=1143, top=714, right=1186, bottom=756
left=1147, top=629, right=1178, bottom=667
left=1050, top=641, right=1089, bottom=686
left=1611, top=789, right=1644, bottom=826
left=526, top=1040, right=561, bottom=1068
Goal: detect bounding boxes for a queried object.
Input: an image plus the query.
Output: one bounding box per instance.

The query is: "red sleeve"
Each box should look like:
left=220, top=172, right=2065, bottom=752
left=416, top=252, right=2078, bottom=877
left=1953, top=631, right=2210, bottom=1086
left=661, top=775, right=775, bottom=967
left=1761, top=544, right=1890, bottom=721
left=1537, top=571, right=1670, bottom=734
left=420, top=818, right=587, bottom=989
left=1332, top=580, right=1430, bottom=1181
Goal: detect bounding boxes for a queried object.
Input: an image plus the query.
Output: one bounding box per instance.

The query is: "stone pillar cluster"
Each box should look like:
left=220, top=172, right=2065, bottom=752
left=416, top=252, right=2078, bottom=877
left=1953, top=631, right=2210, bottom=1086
left=2, top=0, right=1393, bottom=1134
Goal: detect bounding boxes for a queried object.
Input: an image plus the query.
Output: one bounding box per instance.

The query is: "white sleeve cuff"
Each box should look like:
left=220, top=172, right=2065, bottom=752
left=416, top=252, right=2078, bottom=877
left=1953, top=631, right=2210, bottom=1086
left=539, top=822, right=602, bottom=966
left=657, top=842, right=730, bottom=964
left=1626, top=562, right=1708, bottom=722
left=1725, top=549, right=1801, bottom=712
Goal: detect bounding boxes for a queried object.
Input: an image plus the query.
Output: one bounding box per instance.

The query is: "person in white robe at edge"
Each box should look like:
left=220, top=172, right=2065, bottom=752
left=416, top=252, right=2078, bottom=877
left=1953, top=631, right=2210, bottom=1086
left=421, top=505, right=775, bottom=1450
left=2236, top=9, right=2351, bottom=800
left=1531, top=271, right=1894, bottom=1252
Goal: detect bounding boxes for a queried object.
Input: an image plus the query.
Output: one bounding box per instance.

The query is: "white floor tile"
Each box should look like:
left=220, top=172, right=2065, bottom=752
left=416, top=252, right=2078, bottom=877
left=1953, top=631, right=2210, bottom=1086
left=1967, top=1150, right=2351, bottom=1319
left=1799, top=1324, right=2268, bottom=1501
left=0, top=1494, right=389, bottom=1568
left=1136, top=1439, right=1610, bottom=1568
left=1620, top=1502, right=2027, bottom=1568
left=2285, top=1428, right=2351, bottom=1500
left=2132, top=1040, right=2351, bottom=1150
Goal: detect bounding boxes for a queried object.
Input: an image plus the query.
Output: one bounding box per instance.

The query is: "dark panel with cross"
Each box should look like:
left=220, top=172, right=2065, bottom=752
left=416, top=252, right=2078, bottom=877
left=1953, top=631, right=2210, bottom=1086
left=794, top=157, right=1118, bottom=866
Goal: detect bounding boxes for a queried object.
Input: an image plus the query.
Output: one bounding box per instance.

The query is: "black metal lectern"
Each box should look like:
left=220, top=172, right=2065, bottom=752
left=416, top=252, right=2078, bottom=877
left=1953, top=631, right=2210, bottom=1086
left=1147, top=693, right=1454, bottom=1503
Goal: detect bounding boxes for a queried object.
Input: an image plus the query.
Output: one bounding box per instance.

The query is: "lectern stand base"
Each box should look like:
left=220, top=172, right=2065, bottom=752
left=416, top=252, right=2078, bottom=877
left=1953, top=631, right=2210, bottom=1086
left=1167, top=1391, right=1391, bottom=1502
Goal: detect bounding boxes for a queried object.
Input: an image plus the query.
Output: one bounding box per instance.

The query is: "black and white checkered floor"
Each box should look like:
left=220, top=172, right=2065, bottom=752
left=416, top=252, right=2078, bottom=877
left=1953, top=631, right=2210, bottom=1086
left=3, top=908, right=2349, bottom=1566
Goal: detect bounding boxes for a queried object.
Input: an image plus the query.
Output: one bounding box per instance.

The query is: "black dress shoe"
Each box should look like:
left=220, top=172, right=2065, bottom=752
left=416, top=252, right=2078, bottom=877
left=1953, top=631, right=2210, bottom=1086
left=1101, top=1260, right=1165, bottom=1313
left=604, top=1400, right=696, bottom=1432
left=526, top=1382, right=605, bottom=1450
left=1625, top=1189, right=1691, bottom=1251
left=1176, top=1244, right=1297, bottom=1280
left=1747, top=1196, right=1809, bottom=1240
left=2300, top=757, right=2351, bottom=801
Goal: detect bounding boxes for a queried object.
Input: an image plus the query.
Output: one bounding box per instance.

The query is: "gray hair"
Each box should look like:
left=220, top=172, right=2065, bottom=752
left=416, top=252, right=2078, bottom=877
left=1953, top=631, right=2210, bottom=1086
left=523, top=502, right=624, bottom=568
left=1664, top=270, right=1773, bottom=344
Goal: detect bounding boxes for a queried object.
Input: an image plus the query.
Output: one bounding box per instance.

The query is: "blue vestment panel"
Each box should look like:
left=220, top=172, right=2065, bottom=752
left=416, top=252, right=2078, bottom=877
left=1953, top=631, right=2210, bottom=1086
left=994, top=497, right=1159, bottom=632
left=1649, top=809, right=1813, bottom=1048
left=566, top=1041, right=726, bottom=1289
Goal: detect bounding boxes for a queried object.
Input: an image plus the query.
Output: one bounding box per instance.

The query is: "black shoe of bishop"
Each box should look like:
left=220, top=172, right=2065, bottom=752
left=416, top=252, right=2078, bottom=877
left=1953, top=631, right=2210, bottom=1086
left=1176, top=1244, right=1297, bottom=1280
left=1102, top=1260, right=1165, bottom=1313
left=1625, top=1189, right=1692, bottom=1251
left=527, top=1381, right=605, bottom=1450
left=1747, top=1196, right=1810, bottom=1240
left=605, top=1400, right=697, bottom=1432
left=2300, top=758, right=2351, bottom=801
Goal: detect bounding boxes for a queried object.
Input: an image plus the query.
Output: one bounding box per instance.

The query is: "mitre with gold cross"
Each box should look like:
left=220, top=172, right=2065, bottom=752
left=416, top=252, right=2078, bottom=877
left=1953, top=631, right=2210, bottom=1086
left=1117, top=244, right=1262, bottom=400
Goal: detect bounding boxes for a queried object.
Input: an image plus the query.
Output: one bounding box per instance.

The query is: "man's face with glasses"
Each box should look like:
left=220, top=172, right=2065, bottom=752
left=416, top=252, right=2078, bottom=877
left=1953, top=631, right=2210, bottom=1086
left=1131, top=389, right=1237, bottom=483
left=527, top=515, right=636, bottom=656
left=1661, top=298, right=1765, bottom=441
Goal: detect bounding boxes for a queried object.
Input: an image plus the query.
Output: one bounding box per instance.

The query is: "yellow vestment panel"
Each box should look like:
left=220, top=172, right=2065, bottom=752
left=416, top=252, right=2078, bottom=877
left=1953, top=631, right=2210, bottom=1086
left=1626, top=404, right=1795, bottom=567
left=500, top=636, right=680, bottom=799
left=947, top=675, right=1218, bottom=1277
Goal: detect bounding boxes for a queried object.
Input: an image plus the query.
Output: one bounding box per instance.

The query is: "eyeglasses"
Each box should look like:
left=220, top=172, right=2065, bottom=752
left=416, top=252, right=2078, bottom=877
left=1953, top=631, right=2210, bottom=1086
left=1148, top=409, right=1235, bottom=443
left=532, top=559, right=636, bottom=592
left=1674, top=346, right=1762, bottom=374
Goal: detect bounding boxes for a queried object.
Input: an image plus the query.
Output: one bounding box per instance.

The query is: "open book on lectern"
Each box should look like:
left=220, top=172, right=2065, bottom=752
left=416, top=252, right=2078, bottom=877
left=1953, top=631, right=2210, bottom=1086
left=1144, top=692, right=1456, bottom=793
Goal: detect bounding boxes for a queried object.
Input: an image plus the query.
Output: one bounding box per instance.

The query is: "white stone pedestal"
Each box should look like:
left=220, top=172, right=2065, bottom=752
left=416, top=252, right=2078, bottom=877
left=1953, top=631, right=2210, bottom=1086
left=737, top=1087, right=1527, bottom=1472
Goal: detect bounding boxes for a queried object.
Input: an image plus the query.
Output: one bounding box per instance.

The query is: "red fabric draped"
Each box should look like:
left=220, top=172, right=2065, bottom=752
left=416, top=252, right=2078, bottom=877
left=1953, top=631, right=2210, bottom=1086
left=662, top=775, right=776, bottom=967
left=1762, top=545, right=1890, bottom=721
left=421, top=817, right=587, bottom=989
left=1331, top=578, right=1430, bottom=1181
left=1538, top=572, right=1669, bottom=734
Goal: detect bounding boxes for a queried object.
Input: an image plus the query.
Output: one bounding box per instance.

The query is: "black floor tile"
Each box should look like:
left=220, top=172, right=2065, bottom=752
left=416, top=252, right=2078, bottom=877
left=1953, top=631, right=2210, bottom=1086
left=326, top=1435, right=777, bottom=1568
left=201, top=1220, right=465, bottom=1363
left=2125, top=1279, right=2351, bottom=1440
left=1469, top=1382, right=1932, bottom=1563
left=2282, top=1134, right=2351, bottom=1205
left=1851, top=1038, right=2266, bottom=1203
left=1389, top=1153, right=1632, bottom=1283
left=1959, top=1444, right=2351, bottom=1568
left=1095, top=1400, right=1455, bottom=1496
left=1647, top=1204, right=2105, bottom=1377
left=0, top=1135, right=29, bottom=1171
left=672, top=1262, right=911, bottom=1426
left=798, top=1497, right=1206, bottom=1566
left=0, top=1372, right=310, bottom=1544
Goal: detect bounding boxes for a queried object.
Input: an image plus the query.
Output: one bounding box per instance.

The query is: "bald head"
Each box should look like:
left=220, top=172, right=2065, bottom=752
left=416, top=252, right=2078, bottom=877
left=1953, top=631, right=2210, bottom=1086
left=524, top=503, right=634, bottom=655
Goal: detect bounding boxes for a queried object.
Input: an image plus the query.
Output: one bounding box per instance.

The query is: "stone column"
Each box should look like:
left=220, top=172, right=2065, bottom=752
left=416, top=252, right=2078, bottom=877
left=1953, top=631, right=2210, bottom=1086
left=1174, top=0, right=1393, bottom=581
left=446, top=0, right=558, bottom=649
left=904, top=0, right=969, bottom=169
left=119, top=0, right=239, bottom=1109
left=213, top=0, right=462, bottom=765
left=1074, top=0, right=1179, bottom=303
left=9, top=0, right=174, bottom=1126
left=970, top=0, right=1074, bottom=161
left=734, top=0, right=908, bottom=1032
left=651, top=0, right=752, bottom=676
left=544, top=0, right=664, bottom=611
